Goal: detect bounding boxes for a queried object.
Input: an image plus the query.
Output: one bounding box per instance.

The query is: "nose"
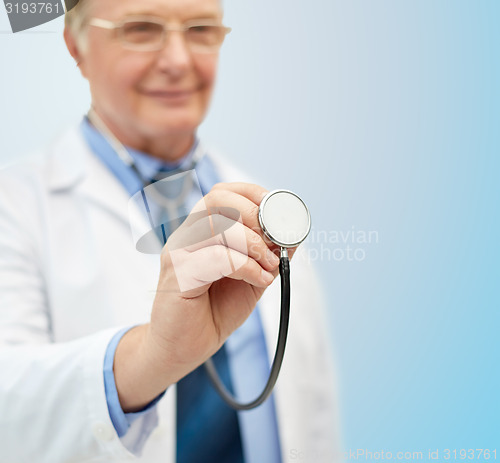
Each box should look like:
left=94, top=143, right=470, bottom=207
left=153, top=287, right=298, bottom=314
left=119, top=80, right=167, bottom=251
left=156, top=30, right=192, bottom=77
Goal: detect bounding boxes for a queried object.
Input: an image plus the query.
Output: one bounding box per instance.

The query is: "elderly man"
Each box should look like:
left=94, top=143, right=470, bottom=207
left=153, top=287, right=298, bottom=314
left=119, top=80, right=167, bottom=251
left=0, top=0, right=338, bottom=461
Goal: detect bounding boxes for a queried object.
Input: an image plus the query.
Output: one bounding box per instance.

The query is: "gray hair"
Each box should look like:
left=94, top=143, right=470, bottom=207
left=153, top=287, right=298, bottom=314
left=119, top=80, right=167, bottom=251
left=64, top=0, right=92, bottom=50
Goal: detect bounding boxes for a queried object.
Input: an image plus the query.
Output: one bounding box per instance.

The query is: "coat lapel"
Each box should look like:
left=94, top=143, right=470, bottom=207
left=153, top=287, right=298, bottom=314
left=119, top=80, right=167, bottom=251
left=46, top=126, right=152, bottom=241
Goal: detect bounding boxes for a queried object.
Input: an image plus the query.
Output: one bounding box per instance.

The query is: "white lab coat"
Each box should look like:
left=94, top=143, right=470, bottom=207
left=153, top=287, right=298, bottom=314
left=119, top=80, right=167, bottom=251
left=0, top=127, right=340, bottom=463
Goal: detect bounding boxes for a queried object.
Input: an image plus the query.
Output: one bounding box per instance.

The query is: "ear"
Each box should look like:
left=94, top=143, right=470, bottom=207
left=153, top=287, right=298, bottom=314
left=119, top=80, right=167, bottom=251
left=64, top=26, right=88, bottom=78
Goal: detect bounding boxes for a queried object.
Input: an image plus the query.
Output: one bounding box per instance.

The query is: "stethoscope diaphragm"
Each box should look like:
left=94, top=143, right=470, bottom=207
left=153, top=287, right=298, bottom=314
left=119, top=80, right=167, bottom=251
left=258, top=189, right=311, bottom=249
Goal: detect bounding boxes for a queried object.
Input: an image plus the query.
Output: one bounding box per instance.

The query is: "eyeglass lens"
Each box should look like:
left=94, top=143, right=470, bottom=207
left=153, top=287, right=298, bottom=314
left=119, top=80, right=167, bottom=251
left=120, top=20, right=225, bottom=50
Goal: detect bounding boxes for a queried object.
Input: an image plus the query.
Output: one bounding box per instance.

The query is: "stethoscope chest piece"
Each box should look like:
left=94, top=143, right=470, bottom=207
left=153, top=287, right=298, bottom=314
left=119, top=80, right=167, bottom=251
left=259, top=189, right=311, bottom=248
left=205, top=188, right=311, bottom=411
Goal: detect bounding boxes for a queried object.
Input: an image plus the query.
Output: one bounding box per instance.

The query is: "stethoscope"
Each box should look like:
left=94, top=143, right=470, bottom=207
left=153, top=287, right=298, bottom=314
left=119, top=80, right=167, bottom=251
left=87, top=109, right=312, bottom=410
left=205, top=189, right=311, bottom=410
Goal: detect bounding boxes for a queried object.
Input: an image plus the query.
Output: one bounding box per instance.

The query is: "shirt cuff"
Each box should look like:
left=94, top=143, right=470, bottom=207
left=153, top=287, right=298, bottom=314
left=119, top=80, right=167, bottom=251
left=103, top=326, right=167, bottom=438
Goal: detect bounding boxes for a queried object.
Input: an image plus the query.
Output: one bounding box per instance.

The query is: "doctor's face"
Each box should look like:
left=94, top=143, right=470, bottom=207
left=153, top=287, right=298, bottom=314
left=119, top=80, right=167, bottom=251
left=76, top=0, right=223, bottom=143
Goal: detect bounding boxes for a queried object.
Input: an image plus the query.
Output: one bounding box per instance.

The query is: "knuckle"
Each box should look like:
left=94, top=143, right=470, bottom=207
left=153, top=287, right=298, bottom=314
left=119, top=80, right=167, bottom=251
left=203, top=190, right=215, bottom=203
left=248, top=231, right=261, bottom=248
left=204, top=188, right=225, bottom=206
left=245, top=203, right=259, bottom=221
left=160, top=247, right=172, bottom=266
left=211, top=182, right=226, bottom=191
left=213, top=244, right=228, bottom=261
left=248, top=237, right=262, bottom=259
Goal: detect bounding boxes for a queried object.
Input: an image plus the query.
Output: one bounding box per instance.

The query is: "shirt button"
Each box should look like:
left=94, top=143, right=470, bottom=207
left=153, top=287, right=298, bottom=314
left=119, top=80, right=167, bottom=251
left=91, top=422, right=115, bottom=442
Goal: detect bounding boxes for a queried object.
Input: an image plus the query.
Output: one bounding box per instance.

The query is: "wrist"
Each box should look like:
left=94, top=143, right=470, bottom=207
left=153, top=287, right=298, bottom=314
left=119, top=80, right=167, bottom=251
left=114, top=324, right=174, bottom=412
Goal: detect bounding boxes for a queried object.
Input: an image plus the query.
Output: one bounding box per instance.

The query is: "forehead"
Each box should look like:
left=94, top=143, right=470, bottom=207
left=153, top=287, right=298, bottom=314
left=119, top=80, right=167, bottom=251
left=89, top=0, right=222, bottom=20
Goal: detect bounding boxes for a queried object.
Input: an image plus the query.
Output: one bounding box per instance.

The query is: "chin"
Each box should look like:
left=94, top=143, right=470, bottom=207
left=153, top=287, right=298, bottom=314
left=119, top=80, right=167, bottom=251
left=146, top=109, right=204, bottom=132
left=141, top=116, right=201, bottom=136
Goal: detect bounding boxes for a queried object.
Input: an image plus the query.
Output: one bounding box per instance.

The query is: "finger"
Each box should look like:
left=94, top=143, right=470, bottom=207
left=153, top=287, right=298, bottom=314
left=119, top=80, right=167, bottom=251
left=172, top=214, right=280, bottom=271
left=203, top=189, right=263, bottom=238
left=211, top=182, right=269, bottom=207
left=182, top=184, right=283, bottom=252
left=173, top=199, right=300, bottom=264
left=205, top=186, right=289, bottom=252
left=183, top=189, right=262, bottom=240
left=169, top=244, right=275, bottom=293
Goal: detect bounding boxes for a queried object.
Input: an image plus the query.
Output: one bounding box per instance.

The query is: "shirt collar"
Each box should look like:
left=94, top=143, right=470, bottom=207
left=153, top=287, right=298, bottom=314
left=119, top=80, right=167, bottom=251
left=81, top=116, right=198, bottom=181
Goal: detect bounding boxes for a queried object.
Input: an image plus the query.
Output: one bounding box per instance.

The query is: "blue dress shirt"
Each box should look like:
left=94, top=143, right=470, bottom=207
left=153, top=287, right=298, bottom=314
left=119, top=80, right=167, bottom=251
left=80, top=119, right=282, bottom=463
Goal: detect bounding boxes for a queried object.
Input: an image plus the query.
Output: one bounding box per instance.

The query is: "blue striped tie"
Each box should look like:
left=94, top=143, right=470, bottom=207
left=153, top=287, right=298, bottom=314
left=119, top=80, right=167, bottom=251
left=176, top=346, right=245, bottom=463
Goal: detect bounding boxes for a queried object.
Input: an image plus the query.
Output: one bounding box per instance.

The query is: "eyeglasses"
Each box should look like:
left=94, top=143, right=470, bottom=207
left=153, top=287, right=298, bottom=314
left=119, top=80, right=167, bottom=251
left=88, top=16, right=231, bottom=53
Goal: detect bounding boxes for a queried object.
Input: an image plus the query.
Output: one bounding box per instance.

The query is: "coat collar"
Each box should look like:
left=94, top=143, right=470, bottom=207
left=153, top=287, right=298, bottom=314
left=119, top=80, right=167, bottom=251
left=45, top=126, right=87, bottom=192
left=45, top=126, right=145, bottom=231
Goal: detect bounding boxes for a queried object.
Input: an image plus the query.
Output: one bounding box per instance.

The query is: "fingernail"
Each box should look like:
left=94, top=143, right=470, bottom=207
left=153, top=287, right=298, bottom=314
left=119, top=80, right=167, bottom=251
left=261, top=269, right=274, bottom=284
left=267, top=249, right=279, bottom=266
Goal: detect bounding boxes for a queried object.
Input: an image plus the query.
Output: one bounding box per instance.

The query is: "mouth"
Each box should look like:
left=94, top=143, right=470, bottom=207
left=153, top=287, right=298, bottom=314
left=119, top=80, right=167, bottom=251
left=142, top=89, right=196, bottom=104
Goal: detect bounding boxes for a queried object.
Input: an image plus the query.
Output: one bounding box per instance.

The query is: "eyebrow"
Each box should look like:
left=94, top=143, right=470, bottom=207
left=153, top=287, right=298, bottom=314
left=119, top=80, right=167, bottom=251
left=122, top=10, right=221, bottom=21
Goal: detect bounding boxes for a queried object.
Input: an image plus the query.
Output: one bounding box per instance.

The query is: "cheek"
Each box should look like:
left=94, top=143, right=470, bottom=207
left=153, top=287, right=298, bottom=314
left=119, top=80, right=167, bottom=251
left=196, top=56, right=219, bottom=93
left=87, top=49, right=152, bottom=104
left=110, top=56, right=153, bottom=96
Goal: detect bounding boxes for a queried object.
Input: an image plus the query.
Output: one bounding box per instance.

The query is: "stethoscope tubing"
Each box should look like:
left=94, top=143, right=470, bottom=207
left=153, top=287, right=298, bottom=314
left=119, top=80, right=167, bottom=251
left=203, top=256, right=291, bottom=410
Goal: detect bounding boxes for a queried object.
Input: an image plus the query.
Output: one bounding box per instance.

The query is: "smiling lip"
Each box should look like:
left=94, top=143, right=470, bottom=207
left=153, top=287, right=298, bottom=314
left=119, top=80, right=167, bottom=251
left=144, top=89, right=195, bottom=100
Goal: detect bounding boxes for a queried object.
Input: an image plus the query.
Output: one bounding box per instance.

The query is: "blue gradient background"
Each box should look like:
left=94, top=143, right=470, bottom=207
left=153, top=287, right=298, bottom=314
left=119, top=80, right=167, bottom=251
left=1, top=0, right=499, bottom=454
